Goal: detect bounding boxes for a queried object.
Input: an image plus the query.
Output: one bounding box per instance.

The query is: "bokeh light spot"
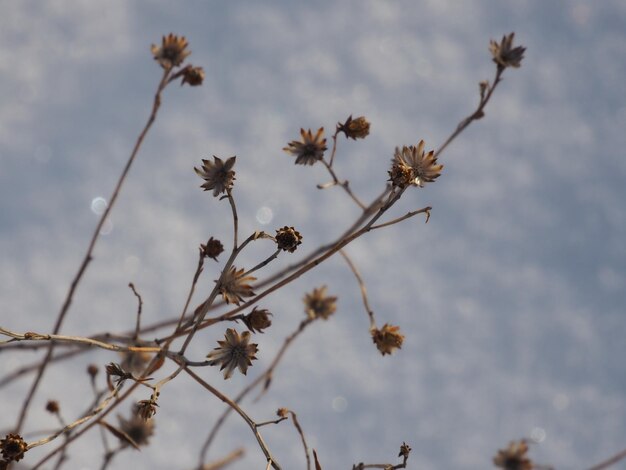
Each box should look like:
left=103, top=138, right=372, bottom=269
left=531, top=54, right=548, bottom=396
left=91, top=197, right=108, bottom=215
left=530, top=427, right=546, bottom=443
left=256, top=206, right=273, bottom=225
left=332, top=396, right=347, bottom=412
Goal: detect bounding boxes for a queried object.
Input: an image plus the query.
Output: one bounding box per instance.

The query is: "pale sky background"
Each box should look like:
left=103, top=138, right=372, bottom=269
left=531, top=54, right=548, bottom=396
left=1, top=1, right=626, bottom=469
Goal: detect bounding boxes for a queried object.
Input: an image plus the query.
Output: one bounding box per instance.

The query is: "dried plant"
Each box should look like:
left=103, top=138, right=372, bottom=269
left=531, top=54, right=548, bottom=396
left=0, top=29, right=622, bottom=470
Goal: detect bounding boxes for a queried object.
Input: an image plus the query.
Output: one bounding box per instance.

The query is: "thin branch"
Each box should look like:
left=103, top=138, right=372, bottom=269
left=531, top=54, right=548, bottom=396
left=339, top=250, right=375, bottom=328
left=15, top=68, right=172, bottom=433
left=289, top=410, right=311, bottom=470
left=369, top=206, right=431, bottom=230
left=128, top=283, right=143, bottom=341
left=587, top=446, right=626, bottom=470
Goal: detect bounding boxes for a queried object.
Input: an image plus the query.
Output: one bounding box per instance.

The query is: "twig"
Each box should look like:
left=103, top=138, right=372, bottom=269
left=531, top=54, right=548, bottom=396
left=339, top=250, right=375, bottom=328
left=128, top=283, right=143, bottom=340
left=15, top=67, right=172, bottom=433
left=199, top=447, right=245, bottom=470
left=586, top=446, right=626, bottom=470
left=288, top=410, right=311, bottom=470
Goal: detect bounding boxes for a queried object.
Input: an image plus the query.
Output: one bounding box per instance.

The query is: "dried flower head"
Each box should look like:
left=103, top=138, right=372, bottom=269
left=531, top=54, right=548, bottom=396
left=45, top=400, right=60, bottom=414
left=391, top=141, right=443, bottom=188
left=105, top=362, right=133, bottom=385
left=276, top=408, right=289, bottom=418
left=304, top=286, right=337, bottom=320
left=200, top=237, right=224, bottom=261
left=151, top=33, right=191, bottom=69
left=283, top=128, right=327, bottom=165
left=0, top=434, right=27, bottom=462
left=195, top=156, right=236, bottom=197
left=136, top=398, right=159, bottom=421
left=489, top=33, right=525, bottom=69
left=388, top=161, right=415, bottom=189
left=398, top=442, right=412, bottom=458
left=120, top=350, right=152, bottom=376
left=87, top=364, right=99, bottom=379
left=118, top=406, right=155, bottom=447
left=337, top=115, right=370, bottom=140
left=275, top=226, right=303, bottom=253
left=243, top=307, right=273, bottom=333
left=371, top=324, right=405, bottom=356
left=206, top=328, right=258, bottom=379
left=217, top=266, right=256, bottom=305
left=181, top=66, right=205, bottom=86
left=493, top=440, right=533, bottom=470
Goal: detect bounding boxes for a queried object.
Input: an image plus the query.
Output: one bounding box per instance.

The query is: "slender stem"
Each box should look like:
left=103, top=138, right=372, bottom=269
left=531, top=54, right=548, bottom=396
left=319, top=159, right=366, bottom=210
left=183, top=366, right=282, bottom=470
left=128, top=283, right=143, bottom=341
left=369, top=206, right=431, bottom=230
left=587, top=447, right=626, bottom=470
left=227, top=189, right=239, bottom=249
left=289, top=410, right=311, bottom=470
left=339, top=250, right=376, bottom=328
left=15, top=68, right=171, bottom=433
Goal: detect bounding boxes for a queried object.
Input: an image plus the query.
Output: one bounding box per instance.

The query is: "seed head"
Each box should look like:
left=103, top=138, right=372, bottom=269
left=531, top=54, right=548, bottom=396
left=390, top=141, right=443, bottom=188
left=275, top=226, right=303, bottom=253
left=217, top=266, right=256, bottom=305
left=283, top=128, right=327, bottom=166
left=371, top=324, right=404, bottom=356
left=118, top=406, right=155, bottom=447
left=489, top=32, right=525, bottom=69
left=194, top=156, right=236, bottom=197
left=181, top=66, right=205, bottom=86
left=493, top=440, right=533, bottom=470
left=206, top=328, right=258, bottom=379
left=0, top=434, right=27, bottom=462
left=303, top=286, right=337, bottom=320
left=200, top=237, right=224, bottom=261
left=151, top=33, right=191, bottom=69
left=243, top=307, right=273, bottom=333
left=337, top=115, right=370, bottom=140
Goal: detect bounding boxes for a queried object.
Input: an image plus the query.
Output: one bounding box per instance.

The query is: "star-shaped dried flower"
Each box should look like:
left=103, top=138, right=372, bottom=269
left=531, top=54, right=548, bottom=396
left=283, top=128, right=327, bottom=165
left=275, top=226, right=303, bottom=253
left=0, top=433, right=27, bottom=462
left=390, top=140, right=443, bottom=188
left=304, top=286, right=337, bottom=320
left=200, top=237, right=224, bottom=261
left=493, top=440, right=533, bottom=470
left=195, top=156, right=236, bottom=197
left=371, top=324, right=404, bottom=356
left=337, top=115, right=370, bottom=140
left=217, top=266, right=256, bottom=305
left=489, top=33, right=525, bottom=69
left=181, top=66, right=205, bottom=86
left=242, top=307, right=273, bottom=333
left=151, top=33, right=191, bottom=69
left=118, top=406, right=155, bottom=448
left=206, top=328, right=258, bottom=379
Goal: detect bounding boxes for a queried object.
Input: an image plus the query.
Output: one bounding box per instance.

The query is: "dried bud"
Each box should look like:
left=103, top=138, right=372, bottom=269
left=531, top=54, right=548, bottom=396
left=493, top=440, right=533, bottom=470
left=243, top=307, right=273, bottom=333
left=398, top=442, right=411, bottom=458
left=182, top=66, right=205, bottom=86
left=45, top=400, right=60, bottom=414
left=87, top=364, right=99, bottom=378
left=479, top=80, right=489, bottom=100
left=303, top=286, right=337, bottom=320
left=200, top=237, right=224, bottom=261
left=371, top=324, right=404, bottom=356
left=0, top=434, right=27, bottom=462
left=276, top=408, right=289, bottom=418
left=337, top=115, right=370, bottom=140
left=275, top=226, right=303, bottom=253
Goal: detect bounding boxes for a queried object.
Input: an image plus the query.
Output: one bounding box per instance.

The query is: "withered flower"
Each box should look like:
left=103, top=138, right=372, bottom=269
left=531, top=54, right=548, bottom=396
left=304, top=286, right=337, bottom=320
left=276, top=408, right=289, bottom=418
left=337, top=115, right=370, bottom=140
left=390, top=140, right=443, bottom=188
left=200, top=237, right=224, bottom=261
left=0, top=434, right=27, bottom=462
left=206, top=328, right=258, bottom=379
left=106, top=362, right=133, bottom=385
left=45, top=400, right=60, bottom=414
left=243, top=307, right=273, bottom=333
left=151, top=33, right=191, bottom=69
left=275, top=226, right=303, bottom=253
left=118, top=406, right=155, bottom=447
left=182, top=66, right=205, bottom=86
left=493, top=440, right=533, bottom=470
left=371, top=324, right=404, bottom=356
left=194, top=156, right=236, bottom=197
left=283, top=128, right=327, bottom=165
left=217, top=266, right=256, bottom=305
left=398, top=442, right=412, bottom=458
left=388, top=161, right=415, bottom=189
left=489, top=33, right=525, bottom=69
left=136, top=398, right=159, bottom=421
